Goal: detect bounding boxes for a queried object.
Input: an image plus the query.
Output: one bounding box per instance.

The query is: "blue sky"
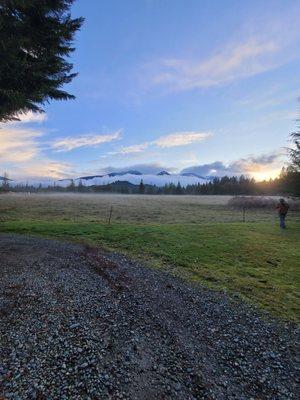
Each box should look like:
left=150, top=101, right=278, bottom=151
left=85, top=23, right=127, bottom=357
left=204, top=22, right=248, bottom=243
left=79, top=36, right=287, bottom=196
left=1, top=0, right=300, bottom=181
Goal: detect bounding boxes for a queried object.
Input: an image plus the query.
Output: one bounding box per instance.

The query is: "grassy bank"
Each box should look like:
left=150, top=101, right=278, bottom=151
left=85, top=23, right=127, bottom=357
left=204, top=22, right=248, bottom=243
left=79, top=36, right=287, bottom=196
left=0, top=219, right=299, bottom=321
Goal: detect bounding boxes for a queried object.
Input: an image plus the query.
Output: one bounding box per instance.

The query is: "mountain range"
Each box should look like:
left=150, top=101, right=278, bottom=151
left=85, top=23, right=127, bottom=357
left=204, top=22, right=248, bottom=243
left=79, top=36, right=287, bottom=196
left=5, top=170, right=210, bottom=188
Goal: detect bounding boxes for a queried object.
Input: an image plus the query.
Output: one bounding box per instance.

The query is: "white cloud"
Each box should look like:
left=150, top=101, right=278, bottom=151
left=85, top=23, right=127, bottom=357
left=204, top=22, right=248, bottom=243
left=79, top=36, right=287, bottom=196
left=118, top=142, right=151, bottom=154
left=1, top=111, right=47, bottom=125
left=117, top=131, right=212, bottom=155
left=98, top=163, right=175, bottom=175
left=150, top=38, right=282, bottom=91
left=16, top=111, right=47, bottom=124
left=18, top=161, right=74, bottom=181
left=0, top=127, right=42, bottom=162
left=51, top=130, right=122, bottom=152
left=0, top=126, right=75, bottom=180
left=154, top=131, right=211, bottom=148
left=236, top=87, right=300, bottom=111
left=0, top=126, right=123, bottom=180
left=144, top=6, right=300, bottom=93
left=181, top=149, right=287, bottom=180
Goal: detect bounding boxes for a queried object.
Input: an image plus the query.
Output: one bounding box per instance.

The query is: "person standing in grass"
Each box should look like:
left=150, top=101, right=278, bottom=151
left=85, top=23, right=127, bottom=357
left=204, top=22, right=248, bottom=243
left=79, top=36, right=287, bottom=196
left=276, top=198, right=289, bottom=229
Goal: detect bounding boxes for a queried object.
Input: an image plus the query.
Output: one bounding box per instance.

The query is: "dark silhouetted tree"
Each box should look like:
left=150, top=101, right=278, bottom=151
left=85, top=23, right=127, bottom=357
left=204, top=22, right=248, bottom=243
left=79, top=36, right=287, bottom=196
left=68, top=179, right=75, bottom=191
left=176, top=181, right=183, bottom=194
left=139, top=179, right=145, bottom=194
left=289, top=123, right=300, bottom=172
left=2, top=172, right=10, bottom=191
left=78, top=179, right=84, bottom=192
left=0, top=0, right=84, bottom=122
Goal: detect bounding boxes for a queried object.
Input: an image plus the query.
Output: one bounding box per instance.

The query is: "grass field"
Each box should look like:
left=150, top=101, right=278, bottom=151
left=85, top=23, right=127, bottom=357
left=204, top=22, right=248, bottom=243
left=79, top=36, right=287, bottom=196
left=0, top=193, right=299, bottom=321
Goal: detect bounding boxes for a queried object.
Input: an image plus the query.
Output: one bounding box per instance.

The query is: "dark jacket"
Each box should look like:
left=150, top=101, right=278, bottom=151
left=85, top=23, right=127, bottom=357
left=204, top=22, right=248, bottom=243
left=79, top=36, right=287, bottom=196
left=276, top=202, right=289, bottom=215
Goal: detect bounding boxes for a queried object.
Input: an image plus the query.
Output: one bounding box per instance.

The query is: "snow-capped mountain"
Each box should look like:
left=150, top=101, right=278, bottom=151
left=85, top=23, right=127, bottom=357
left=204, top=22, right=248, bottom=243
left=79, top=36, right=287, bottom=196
left=8, top=170, right=210, bottom=188
left=67, top=171, right=208, bottom=187
left=157, top=171, right=170, bottom=176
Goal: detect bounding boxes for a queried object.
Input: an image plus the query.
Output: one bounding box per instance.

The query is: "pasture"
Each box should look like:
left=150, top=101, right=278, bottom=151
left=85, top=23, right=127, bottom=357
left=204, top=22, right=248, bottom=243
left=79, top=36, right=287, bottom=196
left=0, top=193, right=299, bottom=321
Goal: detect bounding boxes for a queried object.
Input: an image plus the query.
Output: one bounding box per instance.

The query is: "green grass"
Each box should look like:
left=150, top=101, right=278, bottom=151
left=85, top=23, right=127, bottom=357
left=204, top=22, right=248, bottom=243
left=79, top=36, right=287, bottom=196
left=1, top=219, right=299, bottom=321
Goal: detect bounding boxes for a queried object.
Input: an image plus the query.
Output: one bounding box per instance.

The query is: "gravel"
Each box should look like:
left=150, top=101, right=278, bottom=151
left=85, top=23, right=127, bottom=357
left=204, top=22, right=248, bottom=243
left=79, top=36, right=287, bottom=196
left=0, top=233, right=298, bottom=399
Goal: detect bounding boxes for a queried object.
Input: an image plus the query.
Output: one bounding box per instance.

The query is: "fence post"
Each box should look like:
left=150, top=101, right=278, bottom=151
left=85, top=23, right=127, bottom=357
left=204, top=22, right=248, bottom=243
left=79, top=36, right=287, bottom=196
left=108, top=205, right=113, bottom=225
left=242, top=206, right=246, bottom=222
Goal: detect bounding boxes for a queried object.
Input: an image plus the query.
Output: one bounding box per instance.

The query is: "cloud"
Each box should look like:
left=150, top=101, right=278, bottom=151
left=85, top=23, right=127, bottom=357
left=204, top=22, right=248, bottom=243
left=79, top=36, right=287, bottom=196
left=154, top=131, right=211, bottom=148
left=0, top=111, right=47, bottom=162
left=0, top=125, right=122, bottom=181
left=51, top=130, right=122, bottom=152
left=144, top=6, right=300, bottom=94
left=0, top=127, right=42, bottom=163
left=236, top=87, right=300, bottom=111
left=15, top=111, right=47, bottom=124
left=7, top=160, right=74, bottom=182
left=0, top=125, right=75, bottom=181
left=149, top=39, right=282, bottom=91
left=98, top=163, right=175, bottom=175
left=181, top=150, right=286, bottom=179
left=88, top=149, right=286, bottom=180
left=117, top=131, right=211, bottom=155
left=0, top=111, right=47, bottom=125
left=118, top=142, right=150, bottom=154
left=17, top=161, right=75, bottom=181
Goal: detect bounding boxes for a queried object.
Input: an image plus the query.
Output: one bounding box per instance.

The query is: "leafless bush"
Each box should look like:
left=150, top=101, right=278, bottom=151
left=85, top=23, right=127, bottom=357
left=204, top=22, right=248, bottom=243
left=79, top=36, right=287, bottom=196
left=228, top=196, right=300, bottom=210
left=285, top=198, right=300, bottom=211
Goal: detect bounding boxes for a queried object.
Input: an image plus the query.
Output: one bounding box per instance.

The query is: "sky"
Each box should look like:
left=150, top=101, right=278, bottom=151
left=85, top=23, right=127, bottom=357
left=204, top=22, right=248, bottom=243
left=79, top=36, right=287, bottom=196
left=1, top=0, right=300, bottom=182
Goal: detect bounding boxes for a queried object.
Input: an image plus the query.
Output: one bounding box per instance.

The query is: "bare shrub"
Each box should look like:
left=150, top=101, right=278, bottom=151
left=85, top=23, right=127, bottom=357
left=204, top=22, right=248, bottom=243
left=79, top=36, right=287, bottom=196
left=288, top=199, right=300, bottom=211
left=228, top=196, right=300, bottom=210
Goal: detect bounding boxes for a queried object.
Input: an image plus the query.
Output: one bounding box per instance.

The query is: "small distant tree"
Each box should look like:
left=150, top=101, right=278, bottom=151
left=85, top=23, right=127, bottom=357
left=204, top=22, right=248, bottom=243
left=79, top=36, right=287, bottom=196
left=2, top=172, right=10, bottom=191
left=68, top=179, right=76, bottom=192
left=139, top=179, right=145, bottom=194
left=176, top=181, right=183, bottom=194
left=78, top=179, right=84, bottom=192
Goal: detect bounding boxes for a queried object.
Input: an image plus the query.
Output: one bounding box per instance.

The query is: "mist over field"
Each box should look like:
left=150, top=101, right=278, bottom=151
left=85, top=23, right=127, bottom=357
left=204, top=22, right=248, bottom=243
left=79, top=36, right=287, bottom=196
left=1, top=192, right=296, bottom=225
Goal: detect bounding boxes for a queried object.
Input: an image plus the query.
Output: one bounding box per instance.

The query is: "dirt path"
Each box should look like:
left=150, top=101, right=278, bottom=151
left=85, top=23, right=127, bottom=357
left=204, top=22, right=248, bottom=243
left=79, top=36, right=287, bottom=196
left=0, top=234, right=298, bottom=399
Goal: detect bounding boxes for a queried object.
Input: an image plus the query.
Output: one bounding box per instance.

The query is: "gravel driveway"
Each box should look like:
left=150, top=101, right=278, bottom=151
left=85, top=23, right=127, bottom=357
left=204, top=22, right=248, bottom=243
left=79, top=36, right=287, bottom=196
left=0, top=234, right=298, bottom=399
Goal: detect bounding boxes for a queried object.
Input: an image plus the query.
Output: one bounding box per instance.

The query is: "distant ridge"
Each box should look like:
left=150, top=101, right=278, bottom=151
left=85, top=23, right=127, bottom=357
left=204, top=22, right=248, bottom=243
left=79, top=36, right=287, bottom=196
left=0, top=176, right=13, bottom=181
left=76, top=175, right=104, bottom=180
left=8, top=171, right=210, bottom=188
left=157, top=171, right=170, bottom=176
left=181, top=172, right=206, bottom=179
left=57, top=170, right=210, bottom=183
left=108, top=180, right=136, bottom=187
left=108, top=170, right=143, bottom=177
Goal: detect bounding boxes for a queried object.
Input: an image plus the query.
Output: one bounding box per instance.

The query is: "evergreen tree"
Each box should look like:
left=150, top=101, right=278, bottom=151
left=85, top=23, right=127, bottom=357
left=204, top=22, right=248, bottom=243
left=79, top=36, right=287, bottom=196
left=0, top=0, right=84, bottom=121
left=68, top=179, right=75, bottom=192
left=78, top=179, right=84, bottom=192
left=289, top=124, right=300, bottom=172
left=139, top=179, right=145, bottom=194
left=176, top=181, right=183, bottom=194
left=284, top=107, right=300, bottom=195
left=2, top=172, right=9, bottom=191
